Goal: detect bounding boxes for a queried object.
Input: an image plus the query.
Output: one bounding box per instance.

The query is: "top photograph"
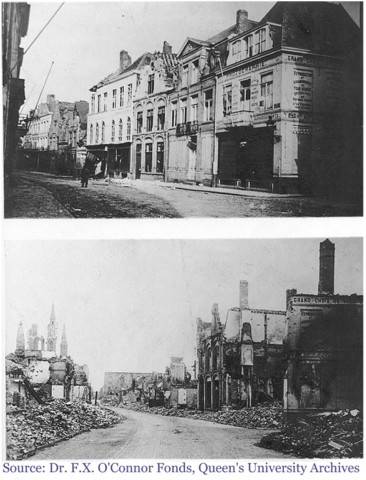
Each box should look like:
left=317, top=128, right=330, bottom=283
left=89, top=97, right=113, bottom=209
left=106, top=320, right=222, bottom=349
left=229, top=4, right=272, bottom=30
left=3, top=1, right=363, bottom=218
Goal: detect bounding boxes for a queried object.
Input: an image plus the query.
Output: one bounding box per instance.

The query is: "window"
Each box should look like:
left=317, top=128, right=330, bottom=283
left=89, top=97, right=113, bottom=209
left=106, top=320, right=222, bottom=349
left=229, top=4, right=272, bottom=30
left=204, top=90, right=213, bottom=121
left=137, top=111, right=143, bottom=133
left=191, top=96, right=198, bottom=122
left=255, top=31, right=260, bottom=55
left=103, top=93, right=108, bottom=112
left=191, top=61, right=199, bottom=84
left=96, top=123, right=99, bottom=143
left=126, top=117, right=131, bottom=140
left=156, top=142, right=164, bottom=173
left=145, top=143, right=152, bottom=172
left=171, top=102, right=177, bottom=127
left=111, top=120, right=115, bottom=142
left=136, top=143, right=142, bottom=171
left=157, top=106, right=165, bottom=130
left=112, top=89, right=117, bottom=109
left=259, top=28, right=266, bottom=53
left=101, top=121, right=105, bottom=142
left=147, top=74, right=155, bottom=94
left=223, top=84, right=232, bottom=116
left=180, top=99, right=187, bottom=123
left=91, top=95, right=95, bottom=113
left=240, top=79, right=251, bottom=109
left=97, top=95, right=101, bottom=112
left=182, top=65, right=188, bottom=87
left=232, top=40, right=241, bottom=55
left=119, top=87, right=124, bottom=107
left=245, top=35, right=253, bottom=58
left=261, top=72, right=273, bottom=109
left=118, top=119, right=123, bottom=141
left=146, top=109, right=153, bottom=132
left=127, top=84, right=132, bottom=105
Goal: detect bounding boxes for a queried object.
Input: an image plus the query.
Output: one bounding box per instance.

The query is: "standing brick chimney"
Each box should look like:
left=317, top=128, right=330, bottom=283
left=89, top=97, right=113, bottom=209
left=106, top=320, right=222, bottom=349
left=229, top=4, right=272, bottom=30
left=163, top=41, right=172, bottom=55
left=239, top=280, right=249, bottom=309
left=236, top=9, right=249, bottom=34
left=120, top=50, right=132, bottom=72
left=318, top=239, right=335, bottom=295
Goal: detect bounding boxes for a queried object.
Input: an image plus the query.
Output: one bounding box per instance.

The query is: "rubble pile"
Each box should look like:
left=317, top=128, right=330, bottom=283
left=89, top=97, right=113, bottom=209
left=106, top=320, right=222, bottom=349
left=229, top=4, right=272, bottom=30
left=123, top=401, right=282, bottom=429
left=7, top=400, right=123, bottom=460
left=259, top=409, right=363, bottom=458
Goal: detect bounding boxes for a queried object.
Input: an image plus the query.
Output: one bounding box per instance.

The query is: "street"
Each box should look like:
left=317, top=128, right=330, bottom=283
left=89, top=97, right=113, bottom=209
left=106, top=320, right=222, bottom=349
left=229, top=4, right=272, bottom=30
left=32, top=408, right=288, bottom=459
left=5, top=171, right=361, bottom=218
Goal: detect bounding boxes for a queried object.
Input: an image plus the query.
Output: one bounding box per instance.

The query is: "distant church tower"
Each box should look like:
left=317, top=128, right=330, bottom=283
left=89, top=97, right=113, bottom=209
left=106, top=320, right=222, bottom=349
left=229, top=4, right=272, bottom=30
left=318, top=239, right=335, bottom=295
left=47, top=303, right=57, bottom=352
left=15, top=321, right=25, bottom=356
left=60, top=324, right=68, bottom=357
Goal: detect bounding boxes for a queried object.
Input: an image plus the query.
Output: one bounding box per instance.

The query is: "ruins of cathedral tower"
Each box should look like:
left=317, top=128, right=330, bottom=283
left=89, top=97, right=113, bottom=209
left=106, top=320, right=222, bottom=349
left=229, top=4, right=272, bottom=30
left=15, top=321, right=25, bottom=356
left=46, top=303, right=57, bottom=352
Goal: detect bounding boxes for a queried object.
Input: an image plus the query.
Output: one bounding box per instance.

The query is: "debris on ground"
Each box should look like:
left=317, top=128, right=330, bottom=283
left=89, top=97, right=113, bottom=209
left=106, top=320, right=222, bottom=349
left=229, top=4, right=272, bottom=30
left=120, top=401, right=283, bottom=429
left=258, top=409, right=363, bottom=458
left=7, top=400, right=123, bottom=460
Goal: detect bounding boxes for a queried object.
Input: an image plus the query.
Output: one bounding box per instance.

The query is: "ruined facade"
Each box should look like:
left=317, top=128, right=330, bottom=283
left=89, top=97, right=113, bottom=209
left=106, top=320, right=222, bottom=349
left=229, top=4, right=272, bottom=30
left=196, top=282, right=286, bottom=411
left=284, top=239, right=363, bottom=416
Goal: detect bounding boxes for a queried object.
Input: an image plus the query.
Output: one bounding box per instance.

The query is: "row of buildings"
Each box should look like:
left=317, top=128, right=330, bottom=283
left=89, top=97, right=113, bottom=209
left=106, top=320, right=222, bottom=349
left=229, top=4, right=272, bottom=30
left=6, top=305, right=91, bottom=404
left=196, top=239, right=363, bottom=416
left=19, top=95, right=89, bottom=174
left=85, top=2, right=362, bottom=196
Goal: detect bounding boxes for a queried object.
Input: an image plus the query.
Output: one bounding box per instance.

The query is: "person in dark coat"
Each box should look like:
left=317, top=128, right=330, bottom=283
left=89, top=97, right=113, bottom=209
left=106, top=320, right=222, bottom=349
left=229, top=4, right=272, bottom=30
left=81, top=164, right=90, bottom=188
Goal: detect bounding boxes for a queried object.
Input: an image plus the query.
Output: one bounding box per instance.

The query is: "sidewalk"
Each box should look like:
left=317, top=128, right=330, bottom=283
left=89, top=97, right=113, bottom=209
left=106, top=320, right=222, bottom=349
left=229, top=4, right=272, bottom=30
left=110, top=177, right=304, bottom=199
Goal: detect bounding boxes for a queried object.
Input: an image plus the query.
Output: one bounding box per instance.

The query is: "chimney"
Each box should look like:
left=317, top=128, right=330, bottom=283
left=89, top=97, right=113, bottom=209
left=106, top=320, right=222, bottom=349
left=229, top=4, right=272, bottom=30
left=163, top=41, right=172, bottom=55
left=318, top=239, right=335, bottom=295
left=120, top=50, right=132, bottom=72
left=239, top=280, right=248, bottom=309
left=236, top=9, right=248, bottom=34
left=47, top=94, right=55, bottom=104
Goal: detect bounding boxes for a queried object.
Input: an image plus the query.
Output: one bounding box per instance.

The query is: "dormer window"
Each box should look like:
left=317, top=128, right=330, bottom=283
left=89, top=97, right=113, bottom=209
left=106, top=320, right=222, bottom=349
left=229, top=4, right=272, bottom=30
left=232, top=40, right=241, bottom=55
left=191, top=61, right=199, bottom=84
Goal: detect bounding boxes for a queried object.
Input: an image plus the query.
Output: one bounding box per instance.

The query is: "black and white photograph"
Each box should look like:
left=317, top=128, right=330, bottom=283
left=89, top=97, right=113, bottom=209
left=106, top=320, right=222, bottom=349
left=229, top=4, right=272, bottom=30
left=2, top=1, right=363, bottom=218
left=4, top=238, right=363, bottom=460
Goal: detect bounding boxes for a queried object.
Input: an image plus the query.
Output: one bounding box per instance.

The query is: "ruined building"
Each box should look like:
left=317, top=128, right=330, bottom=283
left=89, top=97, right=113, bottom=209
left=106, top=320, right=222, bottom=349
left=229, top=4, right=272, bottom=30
left=284, top=239, right=363, bottom=416
left=196, top=281, right=286, bottom=411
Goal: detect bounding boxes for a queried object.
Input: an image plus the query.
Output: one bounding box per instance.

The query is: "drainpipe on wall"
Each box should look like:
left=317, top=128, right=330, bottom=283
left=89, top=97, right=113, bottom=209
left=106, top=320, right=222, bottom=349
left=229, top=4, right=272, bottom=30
left=165, top=131, right=169, bottom=182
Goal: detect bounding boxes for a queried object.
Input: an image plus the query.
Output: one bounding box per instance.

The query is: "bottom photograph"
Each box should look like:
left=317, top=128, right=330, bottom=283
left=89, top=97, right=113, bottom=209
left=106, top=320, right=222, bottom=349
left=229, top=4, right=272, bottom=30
left=4, top=238, right=363, bottom=460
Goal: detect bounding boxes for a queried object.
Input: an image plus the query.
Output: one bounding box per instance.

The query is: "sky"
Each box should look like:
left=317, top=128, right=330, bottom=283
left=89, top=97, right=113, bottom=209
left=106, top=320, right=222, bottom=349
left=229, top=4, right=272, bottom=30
left=4, top=238, right=363, bottom=389
left=18, top=1, right=361, bottom=115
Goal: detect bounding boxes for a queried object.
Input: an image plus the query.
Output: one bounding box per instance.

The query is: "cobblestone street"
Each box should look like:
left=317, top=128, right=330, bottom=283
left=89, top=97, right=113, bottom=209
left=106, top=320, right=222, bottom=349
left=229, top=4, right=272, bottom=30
left=4, top=171, right=362, bottom=218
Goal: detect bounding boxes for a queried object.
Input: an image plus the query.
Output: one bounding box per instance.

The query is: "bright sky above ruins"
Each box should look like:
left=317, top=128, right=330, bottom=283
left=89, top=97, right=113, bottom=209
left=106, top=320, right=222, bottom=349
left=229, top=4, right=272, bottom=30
left=4, top=238, right=363, bottom=389
left=19, top=1, right=360, bottom=114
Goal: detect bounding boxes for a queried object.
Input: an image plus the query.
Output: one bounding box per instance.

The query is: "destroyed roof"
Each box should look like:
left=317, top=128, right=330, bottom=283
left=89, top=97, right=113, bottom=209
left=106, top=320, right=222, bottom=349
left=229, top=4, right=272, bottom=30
left=153, top=51, right=178, bottom=69
left=74, top=100, right=89, bottom=124
left=92, top=53, right=150, bottom=89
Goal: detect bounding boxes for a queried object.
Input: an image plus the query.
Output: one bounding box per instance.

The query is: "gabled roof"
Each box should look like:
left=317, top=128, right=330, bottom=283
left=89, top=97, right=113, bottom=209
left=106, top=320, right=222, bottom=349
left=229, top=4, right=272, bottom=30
left=177, top=37, right=210, bottom=57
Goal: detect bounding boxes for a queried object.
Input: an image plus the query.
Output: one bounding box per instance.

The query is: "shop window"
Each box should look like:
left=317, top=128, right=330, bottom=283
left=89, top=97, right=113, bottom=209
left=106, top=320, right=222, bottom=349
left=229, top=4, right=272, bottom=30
left=156, top=141, right=164, bottom=173
left=145, top=143, right=152, bottom=172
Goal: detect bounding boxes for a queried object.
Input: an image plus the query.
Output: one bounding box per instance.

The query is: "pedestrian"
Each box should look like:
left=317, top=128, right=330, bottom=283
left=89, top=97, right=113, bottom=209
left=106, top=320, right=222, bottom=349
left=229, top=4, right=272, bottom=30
left=81, top=164, right=90, bottom=188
